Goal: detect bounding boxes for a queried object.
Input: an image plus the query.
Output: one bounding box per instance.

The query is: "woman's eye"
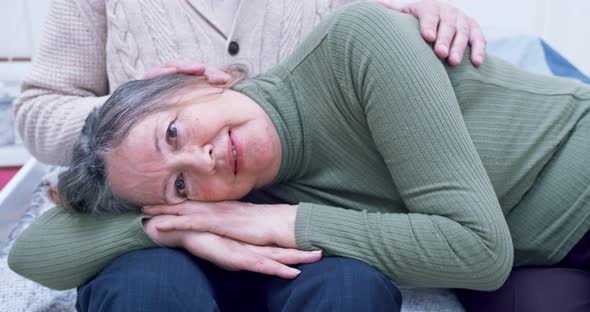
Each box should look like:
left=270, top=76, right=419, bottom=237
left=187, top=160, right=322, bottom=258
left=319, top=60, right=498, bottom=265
left=174, top=175, right=186, bottom=197
left=166, top=121, right=177, bottom=142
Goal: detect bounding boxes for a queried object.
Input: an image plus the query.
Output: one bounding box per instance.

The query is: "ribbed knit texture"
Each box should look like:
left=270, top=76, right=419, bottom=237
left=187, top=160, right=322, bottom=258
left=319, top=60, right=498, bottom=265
left=13, top=0, right=364, bottom=165
left=8, top=208, right=156, bottom=290
left=233, top=3, right=590, bottom=289
left=9, top=3, right=590, bottom=291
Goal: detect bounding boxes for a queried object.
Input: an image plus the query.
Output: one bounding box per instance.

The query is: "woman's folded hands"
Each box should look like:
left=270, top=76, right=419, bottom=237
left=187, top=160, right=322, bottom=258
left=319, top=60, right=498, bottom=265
left=142, top=201, right=319, bottom=279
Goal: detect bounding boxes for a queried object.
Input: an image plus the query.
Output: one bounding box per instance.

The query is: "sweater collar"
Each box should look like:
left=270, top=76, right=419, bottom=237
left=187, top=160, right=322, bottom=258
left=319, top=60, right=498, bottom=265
left=186, top=0, right=265, bottom=45
left=232, top=76, right=307, bottom=185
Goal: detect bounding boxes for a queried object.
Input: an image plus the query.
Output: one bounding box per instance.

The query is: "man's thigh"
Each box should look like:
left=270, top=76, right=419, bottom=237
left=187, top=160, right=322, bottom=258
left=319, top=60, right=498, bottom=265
left=256, top=256, right=402, bottom=312
left=76, top=248, right=243, bottom=312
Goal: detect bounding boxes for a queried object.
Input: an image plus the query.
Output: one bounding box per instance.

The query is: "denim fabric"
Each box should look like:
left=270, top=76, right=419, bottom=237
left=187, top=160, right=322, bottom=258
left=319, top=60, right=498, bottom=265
left=76, top=248, right=401, bottom=312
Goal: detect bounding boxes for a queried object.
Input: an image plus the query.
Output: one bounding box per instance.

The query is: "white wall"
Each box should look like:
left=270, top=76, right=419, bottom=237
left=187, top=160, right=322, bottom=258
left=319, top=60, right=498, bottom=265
left=0, top=0, right=588, bottom=75
left=0, top=0, right=50, bottom=59
left=426, top=0, right=590, bottom=75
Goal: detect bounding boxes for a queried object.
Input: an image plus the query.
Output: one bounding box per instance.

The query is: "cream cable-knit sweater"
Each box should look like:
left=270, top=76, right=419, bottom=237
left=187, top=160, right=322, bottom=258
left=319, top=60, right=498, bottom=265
left=15, top=0, right=384, bottom=165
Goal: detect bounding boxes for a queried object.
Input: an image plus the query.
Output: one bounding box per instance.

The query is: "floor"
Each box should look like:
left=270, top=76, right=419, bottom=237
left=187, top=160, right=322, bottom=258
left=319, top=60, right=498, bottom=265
left=0, top=167, right=22, bottom=243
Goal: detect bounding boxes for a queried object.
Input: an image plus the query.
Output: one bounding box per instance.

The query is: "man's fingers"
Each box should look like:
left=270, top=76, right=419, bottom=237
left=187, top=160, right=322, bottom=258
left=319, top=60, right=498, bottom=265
left=468, top=19, right=486, bottom=66
left=142, top=66, right=178, bottom=79
left=447, top=17, right=470, bottom=66
left=434, top=9, right=458, bottom=59
left=203, top=67, right=232, bottom=85
left=409, top=3, right=440, bottom=43
left=418, top=13, right=439, bottom=43
left=143, top=60, right=232, bottom=82
left=163, top=60, right=204, bottom=71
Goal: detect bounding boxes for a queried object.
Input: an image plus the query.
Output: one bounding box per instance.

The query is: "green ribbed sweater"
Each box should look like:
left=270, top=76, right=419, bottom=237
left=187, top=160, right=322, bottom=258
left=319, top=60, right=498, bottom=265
left=9, top=3, right=590, bottom=291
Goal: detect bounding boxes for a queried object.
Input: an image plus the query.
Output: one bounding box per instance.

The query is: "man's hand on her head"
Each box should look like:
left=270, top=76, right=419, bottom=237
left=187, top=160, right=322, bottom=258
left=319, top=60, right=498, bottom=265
left=369, top=0, right=486, bottom=66
left=142, top=60, right=232, bottom=83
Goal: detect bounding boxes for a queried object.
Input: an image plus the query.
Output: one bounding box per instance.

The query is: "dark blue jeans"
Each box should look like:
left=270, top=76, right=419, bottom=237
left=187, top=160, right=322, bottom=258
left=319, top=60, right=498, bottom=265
left=76, top=248, right=401, bottom=311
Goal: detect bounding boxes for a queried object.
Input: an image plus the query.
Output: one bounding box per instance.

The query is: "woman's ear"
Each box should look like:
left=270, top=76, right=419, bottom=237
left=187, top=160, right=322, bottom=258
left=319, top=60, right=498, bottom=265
left=47, top=186, right=61, bottom=205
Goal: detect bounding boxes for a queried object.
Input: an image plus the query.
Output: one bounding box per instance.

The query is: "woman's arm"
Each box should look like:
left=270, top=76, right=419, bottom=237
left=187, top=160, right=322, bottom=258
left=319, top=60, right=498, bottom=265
left=293, top=3, right=513, bottom=291
left=8, top=206, right=322, bottom=290
left=13, top=0, right=109, bottom=165
left=7, top=207, right=157, bottom=290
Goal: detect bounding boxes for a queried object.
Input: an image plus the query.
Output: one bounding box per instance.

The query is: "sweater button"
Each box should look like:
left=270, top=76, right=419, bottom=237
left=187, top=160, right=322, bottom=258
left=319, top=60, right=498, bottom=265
left=228, top=41, right=240, bottom=56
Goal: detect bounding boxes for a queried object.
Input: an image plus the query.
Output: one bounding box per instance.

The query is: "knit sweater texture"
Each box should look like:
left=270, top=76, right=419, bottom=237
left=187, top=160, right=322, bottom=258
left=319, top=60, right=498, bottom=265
left=9, top=3, right=590, bottom=291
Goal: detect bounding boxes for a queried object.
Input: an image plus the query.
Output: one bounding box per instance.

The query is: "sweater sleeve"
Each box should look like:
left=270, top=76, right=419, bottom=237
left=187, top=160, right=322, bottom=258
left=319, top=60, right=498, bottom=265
left=7, top=207, right=158, bottom=290
left=294, top=3, right=513, bottom=291
left=13, top=0, right=109, bottom=165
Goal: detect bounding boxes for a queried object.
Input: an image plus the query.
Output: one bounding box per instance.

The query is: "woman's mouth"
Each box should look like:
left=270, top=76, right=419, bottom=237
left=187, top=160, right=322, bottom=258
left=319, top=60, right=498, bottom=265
left=229, top=130, right=238, bottom=175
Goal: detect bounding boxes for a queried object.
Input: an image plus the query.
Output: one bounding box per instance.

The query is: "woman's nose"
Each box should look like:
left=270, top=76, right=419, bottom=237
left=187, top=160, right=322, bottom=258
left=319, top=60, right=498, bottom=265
left=181, top=143, right=215, bottom=174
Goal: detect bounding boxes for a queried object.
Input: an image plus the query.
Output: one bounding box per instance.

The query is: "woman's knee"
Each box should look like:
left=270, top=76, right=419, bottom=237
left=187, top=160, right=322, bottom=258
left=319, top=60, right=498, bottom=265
left=77, top=248, right=218, bottom=312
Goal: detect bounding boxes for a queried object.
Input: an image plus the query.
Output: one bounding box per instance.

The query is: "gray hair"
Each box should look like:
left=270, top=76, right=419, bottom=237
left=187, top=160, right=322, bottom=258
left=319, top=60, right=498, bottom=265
left=58, top=72, right=243, bottom=214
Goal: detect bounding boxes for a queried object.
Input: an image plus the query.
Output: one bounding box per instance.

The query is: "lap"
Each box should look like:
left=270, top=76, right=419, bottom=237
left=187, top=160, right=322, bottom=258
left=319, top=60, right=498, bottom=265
left=77, top=248, right=401, bottom=312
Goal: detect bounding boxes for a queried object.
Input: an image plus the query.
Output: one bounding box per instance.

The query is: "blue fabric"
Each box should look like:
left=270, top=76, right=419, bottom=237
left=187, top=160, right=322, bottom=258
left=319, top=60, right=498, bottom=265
left=541, top=40, right=590, bottom=84
left=487, top=36, right=590, bottom=84
left=487, top=36, right=552, bottom=76
left=76, top=248, right=402, bottom=312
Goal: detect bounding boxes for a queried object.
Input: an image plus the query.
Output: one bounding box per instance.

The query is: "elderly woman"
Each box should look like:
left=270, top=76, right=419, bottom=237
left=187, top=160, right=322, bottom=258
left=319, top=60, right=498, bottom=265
left=10, top=2, right=590, bottom=312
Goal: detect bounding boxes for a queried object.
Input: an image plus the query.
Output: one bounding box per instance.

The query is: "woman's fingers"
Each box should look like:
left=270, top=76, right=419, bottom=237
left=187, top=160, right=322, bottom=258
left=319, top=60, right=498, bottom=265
left=154, top=215, right=202, bottom=232
left=235, top=252, right=302, bottom=279
left=247, top=245, right=323, bottom=265
left=143, top=203, right=192, bottom=216
left=181, top=232, right=304, bottom=279
left=153, top=214, right=276, bottom=246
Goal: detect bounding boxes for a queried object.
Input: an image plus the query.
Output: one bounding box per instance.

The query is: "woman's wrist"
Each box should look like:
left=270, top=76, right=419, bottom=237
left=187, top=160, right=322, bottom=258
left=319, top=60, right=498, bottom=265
left=271, top=203, right=299, bottom=249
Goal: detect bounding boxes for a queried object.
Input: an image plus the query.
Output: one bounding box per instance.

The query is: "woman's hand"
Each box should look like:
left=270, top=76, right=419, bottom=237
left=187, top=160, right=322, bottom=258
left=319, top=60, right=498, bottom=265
left=143, top=217, right=321, bottom=279
left=142, top=60, right=231, bottom=84
left=143, top=201, right=299, bottom=249
left=370, top=0, right=486, bottom=66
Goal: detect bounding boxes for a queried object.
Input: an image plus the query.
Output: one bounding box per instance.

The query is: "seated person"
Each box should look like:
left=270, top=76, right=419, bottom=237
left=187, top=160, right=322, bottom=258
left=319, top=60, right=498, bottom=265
left=10, top=3, right=590, bottom=312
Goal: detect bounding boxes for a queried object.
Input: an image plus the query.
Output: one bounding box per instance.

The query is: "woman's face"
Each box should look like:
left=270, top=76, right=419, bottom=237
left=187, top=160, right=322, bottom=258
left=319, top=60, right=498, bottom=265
left=105, top=87, right=282, bottom=206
